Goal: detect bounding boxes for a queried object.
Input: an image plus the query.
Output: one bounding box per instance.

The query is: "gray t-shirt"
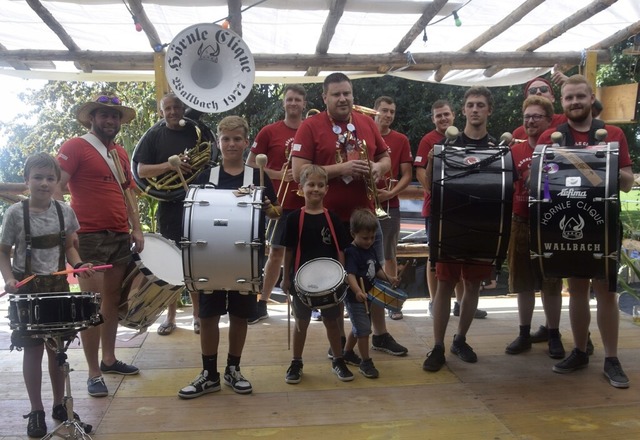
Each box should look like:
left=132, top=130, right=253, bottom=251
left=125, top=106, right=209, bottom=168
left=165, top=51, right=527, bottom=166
left=0, top=200, right=80, bottom=274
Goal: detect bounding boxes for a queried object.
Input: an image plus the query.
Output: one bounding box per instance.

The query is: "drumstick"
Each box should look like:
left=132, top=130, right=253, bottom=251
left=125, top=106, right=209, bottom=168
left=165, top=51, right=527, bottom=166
left=0, top=274, right=36, bottom=297
left=168, top=155, right=190, bottom=193
left=255, top=154, right=268, bottom=188
left=287, top=295, right=291, bottom=350
left=358, top=277, right=369, bottom=315
left=51, top=264, right=113, bottom=276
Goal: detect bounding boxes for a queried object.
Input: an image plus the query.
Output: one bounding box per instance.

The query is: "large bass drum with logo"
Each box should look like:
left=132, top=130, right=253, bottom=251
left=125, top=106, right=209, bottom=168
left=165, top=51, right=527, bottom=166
left=181, top=186, right=264, bottom=294
left=529, top=143, right=620, bottom=290
left=430, top=144, right=514, bottom=265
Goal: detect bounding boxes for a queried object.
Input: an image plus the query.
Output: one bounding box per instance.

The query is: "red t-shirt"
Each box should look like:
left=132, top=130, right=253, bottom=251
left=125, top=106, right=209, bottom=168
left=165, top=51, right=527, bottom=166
left=292, top=111, right=389, bottom=222
left=250, top=120, right=304, bottom=210
left=512, top=113, right=567, bottom=140
left=510, top=140, right=535, bottom=218
left=414, top=129, right=444, bottom=217
left=57, top=137, right=132, bottom=233
left=378, top=129, right=412, bottom=209
left=538, top=123, right=632, bottom=168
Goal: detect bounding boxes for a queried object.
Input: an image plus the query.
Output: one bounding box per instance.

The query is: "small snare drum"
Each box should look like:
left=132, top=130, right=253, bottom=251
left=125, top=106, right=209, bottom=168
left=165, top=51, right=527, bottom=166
left=294, top=258, right=347, bottom=309
left=8, top=292, right=101, bottom=331
left=367, top=280, right=408, bottom=313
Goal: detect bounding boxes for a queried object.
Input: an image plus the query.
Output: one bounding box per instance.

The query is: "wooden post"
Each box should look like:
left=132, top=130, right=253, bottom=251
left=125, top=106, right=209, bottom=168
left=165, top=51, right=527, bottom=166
left=154, top=51, right=168, bottom=116
left=583, top=50, right=598, bottom=92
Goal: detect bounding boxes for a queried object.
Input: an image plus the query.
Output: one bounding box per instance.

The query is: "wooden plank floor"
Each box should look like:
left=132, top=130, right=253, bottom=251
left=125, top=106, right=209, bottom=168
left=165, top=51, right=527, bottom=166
left=1, top=294, right=639, bottom=439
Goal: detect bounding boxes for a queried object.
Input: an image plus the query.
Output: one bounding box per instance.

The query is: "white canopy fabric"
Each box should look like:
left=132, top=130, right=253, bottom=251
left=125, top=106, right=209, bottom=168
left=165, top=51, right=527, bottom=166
left=1, top=0, right=639, bottom=86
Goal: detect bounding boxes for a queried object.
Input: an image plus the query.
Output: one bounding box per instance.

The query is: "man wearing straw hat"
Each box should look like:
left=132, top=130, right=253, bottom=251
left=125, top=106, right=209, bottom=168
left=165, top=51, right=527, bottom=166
left=56, top=94, right=144, bottom=398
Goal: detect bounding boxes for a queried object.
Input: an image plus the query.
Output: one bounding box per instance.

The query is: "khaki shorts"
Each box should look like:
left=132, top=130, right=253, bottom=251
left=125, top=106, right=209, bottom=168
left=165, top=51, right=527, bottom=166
left=78, top=231, right=132, bottom=266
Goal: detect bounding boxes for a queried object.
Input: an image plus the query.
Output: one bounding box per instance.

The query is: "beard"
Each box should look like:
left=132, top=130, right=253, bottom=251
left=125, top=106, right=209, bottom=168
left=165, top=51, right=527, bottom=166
left=565, top=105, right=591, bottom=123
left=92, top=123, right=120, bottom=141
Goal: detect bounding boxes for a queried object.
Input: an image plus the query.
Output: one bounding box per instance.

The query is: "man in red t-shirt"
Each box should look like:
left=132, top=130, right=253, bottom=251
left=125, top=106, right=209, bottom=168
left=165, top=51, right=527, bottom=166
left=538, top=75, right=634, bottom=389
left=373, top=96, right=413, bottom=320
left=56, top=95, right=144, bottom=398
left=246, top=84, right=307, bottom=324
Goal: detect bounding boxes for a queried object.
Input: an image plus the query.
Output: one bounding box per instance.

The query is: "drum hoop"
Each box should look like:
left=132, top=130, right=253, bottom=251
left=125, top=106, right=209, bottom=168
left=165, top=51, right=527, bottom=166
left=295, top=258, right=344, bottom=294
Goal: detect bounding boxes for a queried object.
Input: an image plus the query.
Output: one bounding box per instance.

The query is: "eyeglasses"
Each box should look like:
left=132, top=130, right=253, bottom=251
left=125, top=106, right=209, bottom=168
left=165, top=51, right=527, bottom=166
left=523, top=114, right=546, bottom=122
left=96, top=95, right=121, bottom=105
left=527, top=86, right=550, bottom=95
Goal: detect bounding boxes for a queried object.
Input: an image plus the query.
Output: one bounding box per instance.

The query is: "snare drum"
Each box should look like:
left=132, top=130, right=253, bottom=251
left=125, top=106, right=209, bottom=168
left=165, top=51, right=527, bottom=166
left=529, top=144, right=620, bottom=289
left=182, top=187, right=264, bottom=293
left=8, top=292, right=101, bottom=331
left=367, top=280, right=408, bottom=313
left=294, top=258, right=347, bottom=309
left=120, top=233, right=184, bottom=331
left=430, top=144, right=514, bottom=264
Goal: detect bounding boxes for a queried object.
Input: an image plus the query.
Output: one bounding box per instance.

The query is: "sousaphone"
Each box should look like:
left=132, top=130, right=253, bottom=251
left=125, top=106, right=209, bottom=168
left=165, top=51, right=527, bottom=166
left=132, top=23, right=256, bottom=201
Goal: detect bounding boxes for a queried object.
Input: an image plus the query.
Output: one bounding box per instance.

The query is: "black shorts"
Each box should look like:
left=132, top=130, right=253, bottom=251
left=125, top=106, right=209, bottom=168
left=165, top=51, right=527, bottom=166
left=198, top=291, right=257, bottom=319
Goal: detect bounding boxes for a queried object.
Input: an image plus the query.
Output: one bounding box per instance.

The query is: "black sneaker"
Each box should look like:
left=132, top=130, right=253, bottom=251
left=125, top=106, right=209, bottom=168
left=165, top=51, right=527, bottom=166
left=372, top=333, right=408, bottom=356
left=87, top=376, right=108, bottom=397
left=359, top=358, right=379, bottom=378
left=603, top=357, right=629, bottom=389
left=423, top=345, right=446, bottom=372
left=24, top=410, right=46, bottom=438
left=552, top=348, right=589, bottom=374
left=548, top=337, right=565, bottom=359
left=530, top=325, right=549, bottom=343
left=342, top=349, right=362, bottom=366
left=224, top=366, right=253, bottom=394
left=52, top=404, right=92, bottom=434
left=332, top=358, right=354, bottom=382
left=248, top=300, right=269, bottom=325
left=450, top=335, right=478, bottom=363
left=178, top=370, right=221, bottom=399
left=285, top=360, right=303, bottom=384
left=100, top=360, right=139, bottom=375
left=505, top=335, right=531, bottom=354
left=453, top=301, right=488, bottom=319
left=586, top=333, right=594, bottom=356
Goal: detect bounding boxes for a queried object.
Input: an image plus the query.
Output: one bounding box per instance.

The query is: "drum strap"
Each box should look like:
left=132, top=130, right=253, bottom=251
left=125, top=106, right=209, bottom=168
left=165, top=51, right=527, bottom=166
left=21, top=199, right=66, bottom=276
left=209, top=165, right=254, bottom=188
left=81, top=133, right=129, bottom=204
left=555, top=119, right=606, bottom=147
left=294, top=208, right=343, bottom=272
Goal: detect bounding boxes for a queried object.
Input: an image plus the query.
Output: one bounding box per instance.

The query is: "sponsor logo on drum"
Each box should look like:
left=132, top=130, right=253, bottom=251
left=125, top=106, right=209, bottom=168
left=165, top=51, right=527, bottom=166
left=543, top=163, right=559, bottom=174
left=565, top=176, right=581, bottom=187
left=463, top=156, right=480, bottom=165
left=558, top=188, right=587, bottom=199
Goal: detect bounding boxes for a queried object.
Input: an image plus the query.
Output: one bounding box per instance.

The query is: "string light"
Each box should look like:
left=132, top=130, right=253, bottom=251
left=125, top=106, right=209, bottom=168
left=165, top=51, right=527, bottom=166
left=452, top=11, right=462, bottom=27
left=132, top=15, right=143, bottom=32
left=422, top=28, right=428, bottom=43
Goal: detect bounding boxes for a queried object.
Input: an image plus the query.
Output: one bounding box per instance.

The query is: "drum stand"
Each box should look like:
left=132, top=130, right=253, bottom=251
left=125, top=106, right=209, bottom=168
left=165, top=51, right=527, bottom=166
left=40, top=331, right=93, bottom=440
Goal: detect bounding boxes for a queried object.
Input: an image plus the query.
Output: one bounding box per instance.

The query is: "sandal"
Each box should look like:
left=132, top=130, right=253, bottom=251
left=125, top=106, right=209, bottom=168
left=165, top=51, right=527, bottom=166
left=193, top=320, right=201, bottom=334
left=388, top=310, right=404, bottom=320
left=157, top=322, right=176, bottom=336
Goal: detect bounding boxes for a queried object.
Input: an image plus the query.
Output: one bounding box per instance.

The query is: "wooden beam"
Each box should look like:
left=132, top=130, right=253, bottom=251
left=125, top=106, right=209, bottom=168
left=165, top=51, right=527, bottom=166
left=0, top=42, right=29, bottom=70
left=228, top=0, right=243, bottom=37
left=127, top=0, right=162, bottom=50
left=307, top=0, right=347, bottom=76
left=24, top=0, right=91, bottom=73
left=434, top=0, right=546, bottom=81
left=483, top=0, right=618, bottom=77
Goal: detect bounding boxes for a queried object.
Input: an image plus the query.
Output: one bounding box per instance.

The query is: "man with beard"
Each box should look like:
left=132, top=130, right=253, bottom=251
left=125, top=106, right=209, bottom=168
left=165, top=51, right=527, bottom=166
left=537, top=75, right=634, bottom=388
left=56, top=95, right=145, bottom=397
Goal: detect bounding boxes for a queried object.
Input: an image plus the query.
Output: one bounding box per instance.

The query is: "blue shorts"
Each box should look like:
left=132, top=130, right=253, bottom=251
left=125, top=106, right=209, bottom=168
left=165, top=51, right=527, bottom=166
left=345, top=300, right=372, bottom=337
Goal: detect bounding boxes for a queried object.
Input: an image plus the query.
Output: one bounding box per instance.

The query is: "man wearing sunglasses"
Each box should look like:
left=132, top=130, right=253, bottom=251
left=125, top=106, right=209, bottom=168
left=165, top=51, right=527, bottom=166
left=56, top=94, right=144, bottom=398
left=512, top=77, right=567, bottom=141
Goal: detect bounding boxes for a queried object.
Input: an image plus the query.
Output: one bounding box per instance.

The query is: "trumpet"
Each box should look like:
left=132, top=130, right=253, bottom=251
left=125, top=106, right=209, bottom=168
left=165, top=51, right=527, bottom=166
left=360, top=140, right=389, bottom=219
left=265, top=148, right=294, bottom=244
left=305, top=108, right=321, bottom=118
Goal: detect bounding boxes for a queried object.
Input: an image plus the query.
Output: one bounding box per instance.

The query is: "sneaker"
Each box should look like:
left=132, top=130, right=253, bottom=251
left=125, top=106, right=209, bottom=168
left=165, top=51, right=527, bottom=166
left=311, top=309, right=322, bottom=321
left=452, top=302, right=488, bottom=319
left=285, top=360, right=303, bottom=384
left=332, top=358, right=354, bottom=382
left=100, top=360, right=139, bottom=375
left=52, top=405, right=92, bottom=434
left=530, top=325, right=549, bottom=343
left=603, top=357, right=630, bottom=389
left=586, top=333, right=594, bottom=356
left=178, top=370, right=221, bottom=399
left=248, top=300, right=269, bottom=325
left=87, top=376, right=108, bottom=397
left=224, top=366, right=253, bottom=394
left=372, top=333, right=408, bottom=356
left=24, top=410, right=46, bottom=438
left=450, top=335, right=478, bottom=363
left=359, top=358, right=379, bottom=378
left=423, top=345, right=446, bottom=372
left=342, top=349, right=362, bottom=366
left=388, top=309, right=403, bottom=320
left=548, top=337, right=565, bottom=359
left=552, top=348, right=589, bottom=374
left=505, top=335, right=531, bottom=354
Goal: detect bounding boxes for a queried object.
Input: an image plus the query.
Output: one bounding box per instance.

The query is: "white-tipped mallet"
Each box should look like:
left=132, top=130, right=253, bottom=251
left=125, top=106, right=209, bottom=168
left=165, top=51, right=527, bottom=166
left=168, top=154, right=189, bottom=192
left=256, top=153, right=268, bottom=188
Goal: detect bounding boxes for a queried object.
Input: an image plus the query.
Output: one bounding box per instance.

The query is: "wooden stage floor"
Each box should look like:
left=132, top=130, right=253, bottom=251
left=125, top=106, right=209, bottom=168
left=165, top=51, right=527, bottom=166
left=1, top=295, right=639, bottom=439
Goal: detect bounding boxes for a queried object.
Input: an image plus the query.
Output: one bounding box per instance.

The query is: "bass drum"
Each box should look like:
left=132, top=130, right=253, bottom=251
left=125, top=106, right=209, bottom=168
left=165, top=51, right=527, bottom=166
left=529, top=144, right=620, bottom=290
left=182, top=187, right=263, bottom=294
left=120, top=233, right=185, bottom=332
left=430, top=144, right=514, bottom=264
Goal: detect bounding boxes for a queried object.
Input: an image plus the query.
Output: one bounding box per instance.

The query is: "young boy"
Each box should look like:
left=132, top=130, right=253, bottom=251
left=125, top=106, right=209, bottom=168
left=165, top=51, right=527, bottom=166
left=0, top=152, right=94, bottom=438
left=178, top=116, right=279, bottom=399
left=342, top=209, right=399, bottom=379
left=280, top=165, right=352, bottom=383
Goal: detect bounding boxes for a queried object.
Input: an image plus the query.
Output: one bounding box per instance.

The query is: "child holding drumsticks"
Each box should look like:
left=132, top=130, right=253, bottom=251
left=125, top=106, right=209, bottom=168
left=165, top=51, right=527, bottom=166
left=281, top=165, right=352, bottom=383
left=0, top=152, right=94, bottom=438
left=342, top=209, right=398, bottom=379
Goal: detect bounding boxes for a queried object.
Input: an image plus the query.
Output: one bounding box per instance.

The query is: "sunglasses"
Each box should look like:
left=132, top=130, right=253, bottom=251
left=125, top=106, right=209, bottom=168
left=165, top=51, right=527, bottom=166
left=528, top=86, right=550, bottom=95
left=96, top=95, right=122, bottom=105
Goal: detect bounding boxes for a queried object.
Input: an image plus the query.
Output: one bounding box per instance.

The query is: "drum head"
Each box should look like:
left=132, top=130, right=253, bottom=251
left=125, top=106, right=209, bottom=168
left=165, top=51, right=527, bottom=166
left=138, top=234, right=184, bottom=286
left=296, top=258, right=344, bottom=293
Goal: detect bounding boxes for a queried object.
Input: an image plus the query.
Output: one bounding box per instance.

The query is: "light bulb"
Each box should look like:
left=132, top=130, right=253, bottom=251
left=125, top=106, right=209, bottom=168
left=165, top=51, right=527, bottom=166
left=453, top=11, right=462, bottom=27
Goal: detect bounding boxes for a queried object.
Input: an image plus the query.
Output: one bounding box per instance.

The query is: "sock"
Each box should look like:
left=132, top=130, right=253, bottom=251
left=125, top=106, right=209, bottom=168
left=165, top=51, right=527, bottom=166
left=519, top=325, right=531, bottom=337
left=202, top=354, right=217, bottom=376
left=548, top=328, right=560, bottom=339
left=227, top=354, right=241, bottom=368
